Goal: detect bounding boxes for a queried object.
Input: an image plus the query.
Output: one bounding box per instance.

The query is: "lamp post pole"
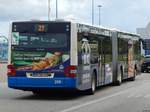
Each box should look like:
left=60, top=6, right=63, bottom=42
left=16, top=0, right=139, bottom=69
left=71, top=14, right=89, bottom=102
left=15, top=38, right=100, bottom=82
left=98, top=5, right=102, bottom=26
left=92, top=0, right=94, bottom=25
left=56, top=0, right=58, bottom=19
left=48, top=0, right=51, bottom=21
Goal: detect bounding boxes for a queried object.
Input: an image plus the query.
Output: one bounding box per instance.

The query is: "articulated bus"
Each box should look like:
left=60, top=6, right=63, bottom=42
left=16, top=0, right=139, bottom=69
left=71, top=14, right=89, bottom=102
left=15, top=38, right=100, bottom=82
left=7, top=21, right=141, bottom=95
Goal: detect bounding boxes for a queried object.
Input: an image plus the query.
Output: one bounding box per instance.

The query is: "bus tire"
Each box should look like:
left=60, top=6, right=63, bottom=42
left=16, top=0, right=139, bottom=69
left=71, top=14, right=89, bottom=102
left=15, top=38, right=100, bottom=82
left=87, top=73, right=96, bottom=95
left=115, top=79, right=121, bottom=86
left=130, top=69, right=136, bottom=81
left=32, top=90, right=43, bottom=95
left=130, top=75, right=135, bottom=81
left=114, top=68, right=122, bottom=86
left=32, top=91, right=39, bottom=95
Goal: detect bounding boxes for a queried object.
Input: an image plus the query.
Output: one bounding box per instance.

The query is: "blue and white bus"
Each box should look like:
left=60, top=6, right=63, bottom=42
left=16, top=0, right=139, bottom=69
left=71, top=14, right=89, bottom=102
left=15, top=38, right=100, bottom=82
left=7, top=21, right=141, bottom=95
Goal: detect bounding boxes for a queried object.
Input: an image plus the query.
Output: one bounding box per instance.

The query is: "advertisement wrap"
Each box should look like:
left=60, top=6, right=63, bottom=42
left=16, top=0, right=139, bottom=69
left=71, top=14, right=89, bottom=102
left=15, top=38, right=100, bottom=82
left=12, top=51, right=70, bottom=77
left=128, top=40, right=134, bottom=77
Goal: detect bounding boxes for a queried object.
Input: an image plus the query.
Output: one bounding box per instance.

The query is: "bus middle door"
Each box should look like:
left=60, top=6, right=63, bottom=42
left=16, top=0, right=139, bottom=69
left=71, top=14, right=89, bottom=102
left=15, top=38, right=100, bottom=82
left=98, top=38, right=105, bottom=85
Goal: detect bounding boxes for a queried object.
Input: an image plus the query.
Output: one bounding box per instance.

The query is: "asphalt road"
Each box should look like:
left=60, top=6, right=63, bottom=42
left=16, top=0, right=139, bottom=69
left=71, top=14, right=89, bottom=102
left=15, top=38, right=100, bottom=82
left=0, top=63, right=7, bottom=82
left=0, top=73, right=150, bottom=112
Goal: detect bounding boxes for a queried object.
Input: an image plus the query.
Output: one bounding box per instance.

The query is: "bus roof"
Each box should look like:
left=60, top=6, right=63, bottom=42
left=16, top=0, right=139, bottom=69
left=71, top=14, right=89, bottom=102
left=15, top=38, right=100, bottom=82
left=12, top=20, right=140, bottom=38
left=76, top=22, right=140, bottom=38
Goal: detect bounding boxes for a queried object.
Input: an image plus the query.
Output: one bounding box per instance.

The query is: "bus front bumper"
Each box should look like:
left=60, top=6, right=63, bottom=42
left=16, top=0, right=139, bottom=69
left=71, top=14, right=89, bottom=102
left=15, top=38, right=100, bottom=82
left=8, top=77, right=77, bottom=90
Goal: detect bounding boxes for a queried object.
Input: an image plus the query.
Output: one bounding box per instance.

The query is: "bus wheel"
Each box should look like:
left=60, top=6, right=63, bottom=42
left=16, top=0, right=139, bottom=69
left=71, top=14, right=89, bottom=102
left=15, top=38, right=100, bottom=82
left=130, top=75, right=135, bottom=81
left=32, top=90, right=43, bottom=95
left=115, top=69, right=122, bottom=86
left=130, top=69, right=136, bottom=81
left=87, top=73, right=96, bottom=95
left=115, top=77, right=121, bottom=86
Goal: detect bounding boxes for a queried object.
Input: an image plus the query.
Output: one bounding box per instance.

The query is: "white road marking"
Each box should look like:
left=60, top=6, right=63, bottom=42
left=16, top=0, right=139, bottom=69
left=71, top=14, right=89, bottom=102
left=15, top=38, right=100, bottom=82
left=144, top=95, right=150, bottom=98
left=60, top=86, right=136, bottom=112
left=128, top=94, right=143, bottom=98
left=135, top=94, right=142, bottom=98
left=127, top=94, right=135, bottom=98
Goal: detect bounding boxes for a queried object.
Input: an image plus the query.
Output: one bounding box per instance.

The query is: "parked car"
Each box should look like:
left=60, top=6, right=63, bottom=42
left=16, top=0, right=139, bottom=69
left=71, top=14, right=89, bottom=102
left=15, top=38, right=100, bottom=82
left=141, top=56, right=150, bottom=73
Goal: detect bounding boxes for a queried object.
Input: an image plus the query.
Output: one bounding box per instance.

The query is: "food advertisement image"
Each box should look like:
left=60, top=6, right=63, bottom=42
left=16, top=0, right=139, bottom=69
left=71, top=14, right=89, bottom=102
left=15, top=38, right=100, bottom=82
left=12, top=51, right=69, bottom=71
left=128, top=40, right=134, bottom=77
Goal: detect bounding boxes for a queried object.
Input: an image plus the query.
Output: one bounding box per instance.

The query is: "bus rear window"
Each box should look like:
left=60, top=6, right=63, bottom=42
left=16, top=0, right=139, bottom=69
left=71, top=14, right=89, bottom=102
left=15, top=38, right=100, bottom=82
left=12, top=33, right=68, bottom=49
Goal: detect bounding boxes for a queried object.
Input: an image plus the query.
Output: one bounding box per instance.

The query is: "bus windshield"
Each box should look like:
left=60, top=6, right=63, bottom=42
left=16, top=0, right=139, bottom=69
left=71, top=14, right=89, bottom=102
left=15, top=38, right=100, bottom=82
left=12, top=33, right=68, bottom=49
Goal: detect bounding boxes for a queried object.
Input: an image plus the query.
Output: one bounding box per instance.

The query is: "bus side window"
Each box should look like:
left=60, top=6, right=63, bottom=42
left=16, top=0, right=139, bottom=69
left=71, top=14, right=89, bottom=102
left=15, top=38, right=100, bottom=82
left=81, top=39, right=90, bottom=65
left=82, top=46, right=86, bottom=54
left=89, top=38, right=99, bottom=64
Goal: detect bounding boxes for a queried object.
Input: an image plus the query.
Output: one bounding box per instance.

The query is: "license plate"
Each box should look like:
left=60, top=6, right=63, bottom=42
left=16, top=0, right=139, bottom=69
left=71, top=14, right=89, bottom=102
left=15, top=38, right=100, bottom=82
left=26, top=73, right=54, bottom=78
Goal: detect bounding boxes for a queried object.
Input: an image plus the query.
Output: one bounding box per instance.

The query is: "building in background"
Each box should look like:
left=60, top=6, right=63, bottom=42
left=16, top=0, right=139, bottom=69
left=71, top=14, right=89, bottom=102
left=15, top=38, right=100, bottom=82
left=137, top=23, right=150, bottom=39
left=0, top=36, right=8, bottom=63
left=137, top=23, right=150, bottom=56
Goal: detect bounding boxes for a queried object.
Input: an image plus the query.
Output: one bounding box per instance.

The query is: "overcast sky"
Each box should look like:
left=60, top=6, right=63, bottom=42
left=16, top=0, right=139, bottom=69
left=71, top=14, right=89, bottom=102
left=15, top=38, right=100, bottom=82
left=0, top=0, right=150, bottom=37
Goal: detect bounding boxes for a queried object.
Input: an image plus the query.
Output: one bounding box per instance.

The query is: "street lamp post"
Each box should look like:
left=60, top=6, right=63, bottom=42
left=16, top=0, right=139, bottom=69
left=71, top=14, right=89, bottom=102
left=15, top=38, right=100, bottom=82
left=48, top=0, right=50, bottom=20
left=98, top=5, right=102, bottom=26
left=92, top=0, right=94, bottom=25
left=56, top=0, right=58, bottom=19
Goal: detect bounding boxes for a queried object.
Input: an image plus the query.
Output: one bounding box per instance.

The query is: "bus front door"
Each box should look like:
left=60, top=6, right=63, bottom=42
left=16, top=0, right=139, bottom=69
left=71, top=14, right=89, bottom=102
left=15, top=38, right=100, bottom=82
left=98, top=39, right=105, bottom=85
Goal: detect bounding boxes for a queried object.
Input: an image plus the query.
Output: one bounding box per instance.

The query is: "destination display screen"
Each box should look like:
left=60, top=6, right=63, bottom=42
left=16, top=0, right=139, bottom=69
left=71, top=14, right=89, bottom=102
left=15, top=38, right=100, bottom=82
left=12, top=22, right=70, bottom=33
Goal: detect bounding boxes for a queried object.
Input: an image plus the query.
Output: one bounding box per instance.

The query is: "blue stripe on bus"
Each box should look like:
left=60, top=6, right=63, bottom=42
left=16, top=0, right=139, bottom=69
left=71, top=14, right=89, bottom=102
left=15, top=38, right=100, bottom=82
left=8, top=77, right=76, bottom=89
